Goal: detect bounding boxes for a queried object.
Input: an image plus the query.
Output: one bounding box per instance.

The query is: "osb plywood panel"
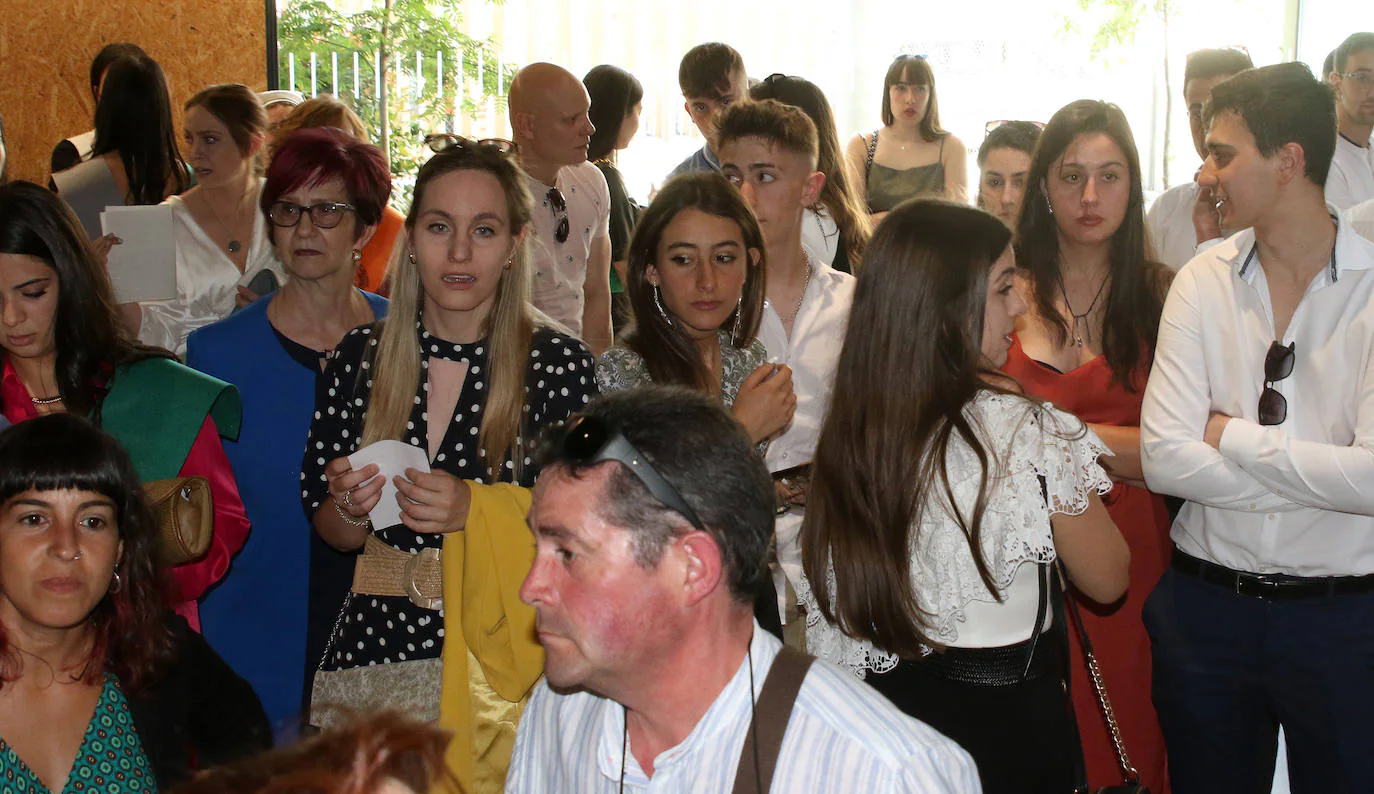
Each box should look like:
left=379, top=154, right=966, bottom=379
left=0, top=0, right=267, bottom=185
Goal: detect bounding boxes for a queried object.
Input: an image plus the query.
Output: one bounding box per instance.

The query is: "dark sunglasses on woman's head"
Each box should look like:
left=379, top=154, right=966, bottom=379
left=423, top=133, right=516, bottom=155
left=267, top=201, right=356, bottom=229
left=559, top=415, right=705, bottom=531
left=547, top=187, right=570, bottom=244
left=1258, top=340, right=1295, bottom=426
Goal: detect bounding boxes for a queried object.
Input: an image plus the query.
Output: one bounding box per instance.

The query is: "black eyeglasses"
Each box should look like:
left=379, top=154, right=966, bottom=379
left=560, top=415, right=705, bottom=531
left=547, top=187, right=570, bottom=244
left=267, top=201, right=357, bottom=229
left=1258, top=341, right=1295, bottom=426
left=423, top=133, right=516, bottom=155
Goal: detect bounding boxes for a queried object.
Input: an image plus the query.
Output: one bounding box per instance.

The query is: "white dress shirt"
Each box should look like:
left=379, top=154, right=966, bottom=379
left=1141, top=215, right=1374, bottom=576
left=800, top=206, right=841, bottom=269
left=1325, top=133, right=1374, bottom=212
left=1147, top=181, right=1202, bottom=270
left=526, top=161, right=611, bottom=335
left=1350, top=197, right=1374, bottom=242
left=139, top=181, right=284, bottom=358
left=757, top=253, right=856, bottom=609
left=505, top=621, right=982, bottom=793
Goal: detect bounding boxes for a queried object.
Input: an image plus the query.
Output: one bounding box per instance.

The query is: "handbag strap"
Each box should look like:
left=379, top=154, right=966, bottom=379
left=1057, top=561, right=1142, bottom=785
left=865, top=129, right=879, bottom=182
left=731, top=646, right=814, bottom=794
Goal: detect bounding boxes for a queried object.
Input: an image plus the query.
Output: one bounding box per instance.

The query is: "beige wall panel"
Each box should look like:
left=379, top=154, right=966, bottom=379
left=1, top=0, right=267, bottom=185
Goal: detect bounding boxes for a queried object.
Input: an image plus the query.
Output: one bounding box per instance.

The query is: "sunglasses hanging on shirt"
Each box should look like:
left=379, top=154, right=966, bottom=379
left=546, top=187, right=570, bottom=244
left=1258, top=340, right=1295, bottom=426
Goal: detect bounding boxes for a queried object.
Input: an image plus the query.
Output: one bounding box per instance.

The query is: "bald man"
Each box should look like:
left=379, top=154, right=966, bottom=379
left=509, top=63, right=613, bottom=355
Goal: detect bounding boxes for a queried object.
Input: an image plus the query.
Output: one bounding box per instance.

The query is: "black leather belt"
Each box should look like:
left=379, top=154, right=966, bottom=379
left=1172, top=549, right=1374, bottom=599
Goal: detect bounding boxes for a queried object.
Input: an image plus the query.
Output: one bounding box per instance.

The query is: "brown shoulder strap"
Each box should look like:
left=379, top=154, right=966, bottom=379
left=731, top=646, right=815, bottom=794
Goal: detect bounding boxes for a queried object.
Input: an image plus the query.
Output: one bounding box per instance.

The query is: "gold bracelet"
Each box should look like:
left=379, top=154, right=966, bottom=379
left=333, top=497, right=370, bottom=528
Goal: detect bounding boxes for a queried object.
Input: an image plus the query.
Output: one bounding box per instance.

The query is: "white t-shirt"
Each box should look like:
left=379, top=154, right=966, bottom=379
left=1325, top=133, right=1374, bottom=211
left=1147, top=181, right=1202, bottom=270
left=525, top=161, right=610, bottom=335
left=1350, top=197, right=1374, bottom=242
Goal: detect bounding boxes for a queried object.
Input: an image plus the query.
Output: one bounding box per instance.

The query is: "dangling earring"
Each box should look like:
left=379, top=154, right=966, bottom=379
left=653, top=283, right=671, bottom=325
left=351, top=249, right=362, bottom=267
left=109, top=570, right=123, bottom=594
left=504, top=253, right=514, bottom=271
left=730, top=296, right=743, bottom=344
left=409, top=250, right=417, bottom=265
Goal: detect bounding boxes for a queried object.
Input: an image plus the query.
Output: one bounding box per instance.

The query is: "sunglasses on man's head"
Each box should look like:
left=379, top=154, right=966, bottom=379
left=1258, top=340, right=1295, bottom=426
left=423, top=133, right=516, bottom=155
left=547, top=187, right=570, bottom=244
left=560, top=415, right=704, bottom=531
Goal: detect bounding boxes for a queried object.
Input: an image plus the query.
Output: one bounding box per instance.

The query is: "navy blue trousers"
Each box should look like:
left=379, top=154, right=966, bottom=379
left=1143, top=566, right=1374, bottom=794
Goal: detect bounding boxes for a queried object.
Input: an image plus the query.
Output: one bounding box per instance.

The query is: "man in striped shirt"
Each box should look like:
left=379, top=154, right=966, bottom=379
left=508, top=387, right=980, bottom=793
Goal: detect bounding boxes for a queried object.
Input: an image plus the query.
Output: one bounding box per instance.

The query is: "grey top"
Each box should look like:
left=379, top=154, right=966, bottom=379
left=864, top=130, right=947, bottom=213
left=596, top=330, right=767, bottom=405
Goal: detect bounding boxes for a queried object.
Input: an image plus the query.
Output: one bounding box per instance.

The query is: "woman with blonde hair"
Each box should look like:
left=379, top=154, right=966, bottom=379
left=299, top=137, right=596, bottom=790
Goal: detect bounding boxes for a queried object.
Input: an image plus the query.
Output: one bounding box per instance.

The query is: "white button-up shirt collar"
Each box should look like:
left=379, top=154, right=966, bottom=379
left=1141, top=209, right=1374, bottom=576
left=505, top=621, right=982, bottom=793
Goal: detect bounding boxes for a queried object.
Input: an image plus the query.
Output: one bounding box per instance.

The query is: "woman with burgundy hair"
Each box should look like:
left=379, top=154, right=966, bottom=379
left=0, top=413, right=268, bottom=790
left=187, top=126, right=391, bottom=739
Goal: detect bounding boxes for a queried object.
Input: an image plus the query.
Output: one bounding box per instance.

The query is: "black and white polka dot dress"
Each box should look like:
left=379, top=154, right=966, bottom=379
left=300, top=319, right=596, bottom=672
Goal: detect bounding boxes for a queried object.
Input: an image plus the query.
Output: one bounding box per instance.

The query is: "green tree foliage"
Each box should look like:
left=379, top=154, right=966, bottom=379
left=277, top=0, right=514, bottom=207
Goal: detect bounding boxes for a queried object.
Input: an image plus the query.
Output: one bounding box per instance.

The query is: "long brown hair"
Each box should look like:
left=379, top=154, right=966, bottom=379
left=751, top=75, right=872, bottom=265
left=622, top=173, right=766, bottom=393
left=1015, top=99, right=1170, bottom=389
left=0, top=182, right=173, bottom=420
left=359, top=144, right=536, bottom=477
left=802, top=199, right=1014, bottom=657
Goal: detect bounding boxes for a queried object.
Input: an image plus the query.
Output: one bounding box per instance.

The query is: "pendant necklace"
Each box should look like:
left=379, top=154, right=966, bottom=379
left=206, top=188, right=248, bottom=255
left=1055, top=269, right=1110, bottom=348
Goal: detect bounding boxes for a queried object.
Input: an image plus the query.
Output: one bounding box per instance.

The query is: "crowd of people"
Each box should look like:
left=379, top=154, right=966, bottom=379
left=0, top=29, right=1371, bottom=794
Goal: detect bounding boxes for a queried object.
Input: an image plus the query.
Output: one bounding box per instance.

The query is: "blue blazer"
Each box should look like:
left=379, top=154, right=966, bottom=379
left=186, top=290, right=387, bottom=741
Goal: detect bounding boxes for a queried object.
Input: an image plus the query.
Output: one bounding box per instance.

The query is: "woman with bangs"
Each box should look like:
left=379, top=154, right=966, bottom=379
left=0, top=414, right=268, bottom=791
left=299, top=138, right=596, bottom=788
left=0, top=181, right=249, bottom=631
left=188, top=126, right=392, bottom=739
left=1003, top=99, right=1173, bottom=792
left=846, top=55, right=968, bottom=220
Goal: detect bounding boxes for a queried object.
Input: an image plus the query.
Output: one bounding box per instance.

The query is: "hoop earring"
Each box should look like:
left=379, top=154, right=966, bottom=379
left=731, top=296, right=743, bottom=344
left=653, top=284, right=671, bottom=325
left=109, top=570, right=123, bottom=594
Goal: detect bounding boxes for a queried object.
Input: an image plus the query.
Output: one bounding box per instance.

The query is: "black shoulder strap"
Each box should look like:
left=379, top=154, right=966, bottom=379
left=731, top=646, right=814, bottom=794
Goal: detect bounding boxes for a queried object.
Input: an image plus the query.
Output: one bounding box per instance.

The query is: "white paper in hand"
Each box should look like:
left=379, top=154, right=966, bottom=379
left=100, top=205, right=176, bottom=302
left=348, top=440, right=431, bottom=530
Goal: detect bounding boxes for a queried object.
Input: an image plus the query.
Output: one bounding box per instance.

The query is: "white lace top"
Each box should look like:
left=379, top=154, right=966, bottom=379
left=795, top=391, right=1112, bottom=678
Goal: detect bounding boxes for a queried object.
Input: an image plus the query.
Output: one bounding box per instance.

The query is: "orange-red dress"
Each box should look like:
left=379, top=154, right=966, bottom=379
left=1003, top=334, right=1171, bottom=793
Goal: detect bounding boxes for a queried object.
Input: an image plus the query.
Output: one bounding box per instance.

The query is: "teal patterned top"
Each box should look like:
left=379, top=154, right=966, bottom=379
left=595, top=331, right=768, bottom=406
left=0, top=676, right=157, bottom=793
